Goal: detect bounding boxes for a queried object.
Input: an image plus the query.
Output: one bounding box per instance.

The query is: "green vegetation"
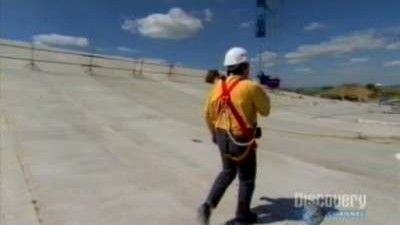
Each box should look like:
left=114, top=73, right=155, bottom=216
left=293, top=83, right=400, bottom=102
left=381, top=87, right=400, bottom=98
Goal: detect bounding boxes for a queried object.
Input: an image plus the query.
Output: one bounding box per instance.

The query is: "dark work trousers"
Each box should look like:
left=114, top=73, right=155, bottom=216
left=206, top=129, right=257, bottom=219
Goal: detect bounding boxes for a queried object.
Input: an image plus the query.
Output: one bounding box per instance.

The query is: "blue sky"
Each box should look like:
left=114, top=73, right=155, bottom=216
left=1, top=0, right=400, bottom=87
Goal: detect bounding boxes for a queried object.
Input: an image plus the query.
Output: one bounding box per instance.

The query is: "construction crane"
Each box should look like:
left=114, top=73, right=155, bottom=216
left=255, top=0, right=284, bottom=89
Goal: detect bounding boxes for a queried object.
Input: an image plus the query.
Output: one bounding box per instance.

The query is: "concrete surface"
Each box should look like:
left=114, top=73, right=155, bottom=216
left=0, top=40, right=399, bottom=225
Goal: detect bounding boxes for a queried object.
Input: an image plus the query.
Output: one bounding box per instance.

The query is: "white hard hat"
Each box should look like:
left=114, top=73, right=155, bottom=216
left=224, top=47, right=249, bottom=67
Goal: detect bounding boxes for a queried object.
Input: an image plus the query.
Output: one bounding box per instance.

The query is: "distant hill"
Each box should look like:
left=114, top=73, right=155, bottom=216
left=386, top=84, right=400, bottom=89
left=292, top=83, right=400, bottom=102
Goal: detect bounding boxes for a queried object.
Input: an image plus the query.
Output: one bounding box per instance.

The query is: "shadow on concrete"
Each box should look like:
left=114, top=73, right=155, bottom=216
left=254, top=196, right=338, bottom=225
left=225, top=196, right=339, bottom=225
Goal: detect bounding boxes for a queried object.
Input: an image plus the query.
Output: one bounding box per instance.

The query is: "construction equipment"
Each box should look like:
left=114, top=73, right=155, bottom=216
left=255, top=0, right=285, bottom=81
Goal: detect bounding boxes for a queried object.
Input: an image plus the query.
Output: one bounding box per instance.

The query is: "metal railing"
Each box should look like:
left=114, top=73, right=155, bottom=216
left=0, top=42, right=205, bottom=79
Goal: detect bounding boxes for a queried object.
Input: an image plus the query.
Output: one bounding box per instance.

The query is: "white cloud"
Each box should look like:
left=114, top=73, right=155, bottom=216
left=295, top=67, right=312, bottom=73
left=33, top=33, right=89, bottom=47
left=116, top=46, right=138, bottom=53
left=304, top=22, right=325, bottom=31
left=240, top=22, right=251, bottom=28
left=350, top=57, right=369, bottom=63
left=204, top=8, right=213, bottom=22
left=251, top=51, right=278, bottom=68
left=387, top=42, right=400, bottom=50
left=383, top=60, right=400, bottom=67
left=142, top=57, right=169, bottom=65
left=285, top=31, right=386, bottom=64
left=122, top=8, right=203, bottom=39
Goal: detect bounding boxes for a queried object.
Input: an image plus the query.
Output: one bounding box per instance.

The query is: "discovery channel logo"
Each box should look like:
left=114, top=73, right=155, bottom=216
left=294, top=192, right=367, bottom=224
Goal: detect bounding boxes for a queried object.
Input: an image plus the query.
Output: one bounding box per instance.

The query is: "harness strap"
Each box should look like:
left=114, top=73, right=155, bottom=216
left=218, top=78, right=256, bottom=162
left=220, top=78, right=251, bottom=138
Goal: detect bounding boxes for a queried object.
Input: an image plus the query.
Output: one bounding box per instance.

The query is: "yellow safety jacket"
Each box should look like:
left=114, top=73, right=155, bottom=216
left=204, top=75, right=270, bottom=136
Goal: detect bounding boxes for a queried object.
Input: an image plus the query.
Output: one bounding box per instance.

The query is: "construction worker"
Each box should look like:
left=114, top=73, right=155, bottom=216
left=198, top=47, right=270, bottom=225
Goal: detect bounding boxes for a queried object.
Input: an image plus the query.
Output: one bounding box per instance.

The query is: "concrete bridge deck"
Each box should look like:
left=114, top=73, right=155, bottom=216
left=1, top=41, right=399, bottom=225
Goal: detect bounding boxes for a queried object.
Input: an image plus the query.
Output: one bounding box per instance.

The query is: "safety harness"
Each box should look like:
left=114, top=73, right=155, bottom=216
left=217, top=77, right=257, bottom=162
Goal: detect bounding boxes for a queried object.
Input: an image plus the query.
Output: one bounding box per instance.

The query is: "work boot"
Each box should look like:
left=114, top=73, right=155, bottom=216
left=235, top=211, right=258, bottom=224
left=198, top=203, right=212, bottom=225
